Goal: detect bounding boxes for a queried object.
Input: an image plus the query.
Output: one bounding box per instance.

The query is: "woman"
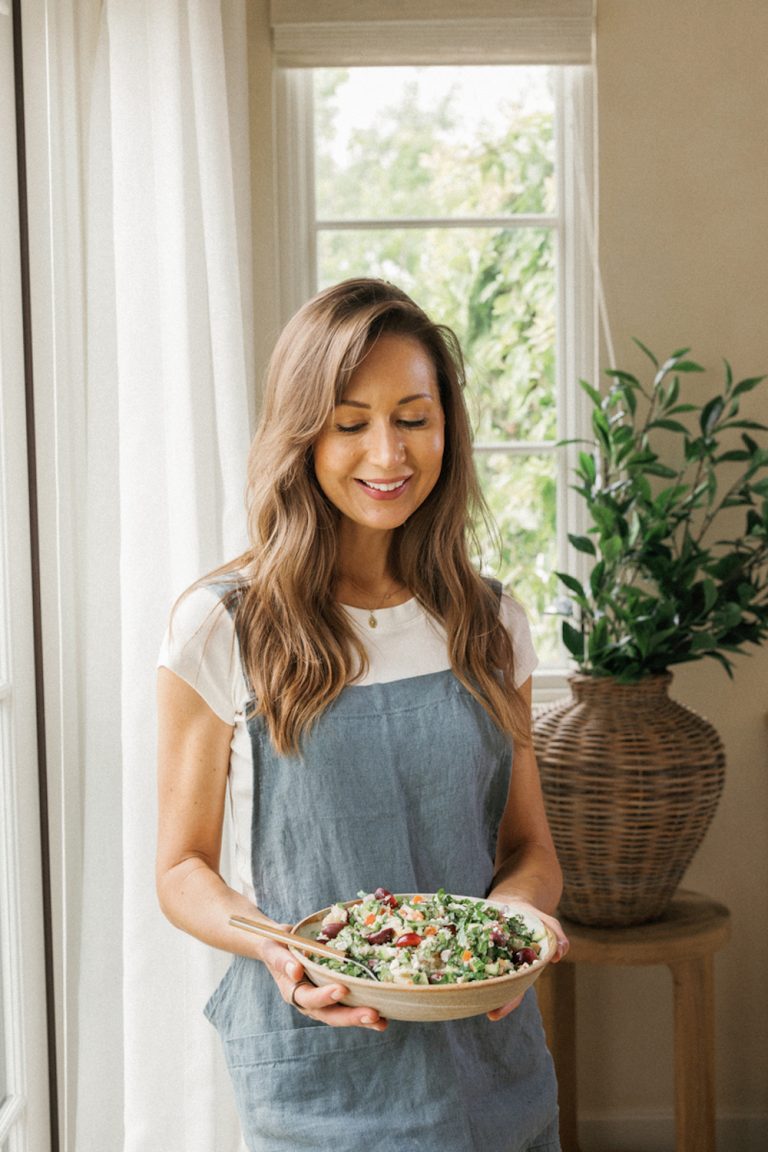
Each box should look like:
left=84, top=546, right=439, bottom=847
left=157, top=279, right=568, bottom=1151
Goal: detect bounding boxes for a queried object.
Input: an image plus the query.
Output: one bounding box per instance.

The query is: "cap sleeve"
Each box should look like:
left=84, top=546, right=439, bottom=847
left=158, top=585, right=248, bottom=724
left=500, top=593, right=539, bottom=687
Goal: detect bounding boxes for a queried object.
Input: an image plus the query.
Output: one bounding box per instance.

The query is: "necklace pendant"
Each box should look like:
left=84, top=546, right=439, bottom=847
left=368, top=612, right=378, bottom=628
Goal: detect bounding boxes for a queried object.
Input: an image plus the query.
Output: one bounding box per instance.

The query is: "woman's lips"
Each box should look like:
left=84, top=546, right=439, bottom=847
left=355, top=477, right=412, bottom=500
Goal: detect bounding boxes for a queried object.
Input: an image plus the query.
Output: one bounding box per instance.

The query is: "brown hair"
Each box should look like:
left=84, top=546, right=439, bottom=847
left=213, top=279, right=530, bottom=753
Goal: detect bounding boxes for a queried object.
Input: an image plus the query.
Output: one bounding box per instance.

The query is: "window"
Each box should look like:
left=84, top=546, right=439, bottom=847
left=272, top=3, right=596, bottom=688
left=278, top=61, right=596, bottom=682
left=318, top=65, right=561, bottom=665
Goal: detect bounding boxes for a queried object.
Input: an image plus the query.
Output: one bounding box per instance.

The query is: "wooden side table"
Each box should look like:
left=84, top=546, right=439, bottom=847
left=536, top=890, right=731, bottom=1152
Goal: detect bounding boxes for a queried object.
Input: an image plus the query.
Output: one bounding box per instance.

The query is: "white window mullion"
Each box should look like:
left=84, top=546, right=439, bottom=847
left=555, top=66, right=597, bottom=599
left=473, top=442, right=558, bottom=455
left=317, top=215, right=557, bottom=231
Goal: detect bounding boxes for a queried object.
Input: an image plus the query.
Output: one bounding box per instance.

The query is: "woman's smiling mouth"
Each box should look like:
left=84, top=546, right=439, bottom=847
left=356, top=477, right=412, bottom=498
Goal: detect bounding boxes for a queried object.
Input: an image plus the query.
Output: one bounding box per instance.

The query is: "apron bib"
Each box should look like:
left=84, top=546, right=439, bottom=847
left=205, top=594, right=559, bottom=1151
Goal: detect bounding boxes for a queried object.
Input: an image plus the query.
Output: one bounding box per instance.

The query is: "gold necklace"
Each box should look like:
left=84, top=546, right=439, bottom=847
left=341, top=575, right=404, bottom=629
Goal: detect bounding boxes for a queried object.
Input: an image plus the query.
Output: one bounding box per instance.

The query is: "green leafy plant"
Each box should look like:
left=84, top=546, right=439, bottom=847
left=558, top=343, right=768, bottom=680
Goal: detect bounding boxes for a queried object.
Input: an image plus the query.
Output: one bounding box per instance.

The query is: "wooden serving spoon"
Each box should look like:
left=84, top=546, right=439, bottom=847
left=229, top=913, right=379, bottom=981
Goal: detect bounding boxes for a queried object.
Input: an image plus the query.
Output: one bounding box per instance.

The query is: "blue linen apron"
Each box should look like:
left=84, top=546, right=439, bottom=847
left=204, top=596, right=560, bottom=1151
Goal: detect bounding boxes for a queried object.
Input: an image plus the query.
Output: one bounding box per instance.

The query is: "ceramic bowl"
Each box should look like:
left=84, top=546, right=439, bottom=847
left=288, top=894, right=557, bottom=1022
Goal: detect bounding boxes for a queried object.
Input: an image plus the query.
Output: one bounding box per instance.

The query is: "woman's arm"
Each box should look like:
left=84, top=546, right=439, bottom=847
left=156, top=667, right=387, bottom=1030
left=156, top=667, right=257, bottom=948
left=486, top=676, right=569, bottom=1019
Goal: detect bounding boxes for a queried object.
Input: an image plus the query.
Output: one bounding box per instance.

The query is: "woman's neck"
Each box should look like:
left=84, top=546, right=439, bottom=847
left=335, top=525, right=394, bottom=588
left=335, top=527, right=409, bottom=607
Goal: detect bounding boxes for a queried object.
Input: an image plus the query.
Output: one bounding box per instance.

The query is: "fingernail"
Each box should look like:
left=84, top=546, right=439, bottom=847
left=360, top=1014, right=375, bottom=1025
left=330, top=988, right=344, bottom=1001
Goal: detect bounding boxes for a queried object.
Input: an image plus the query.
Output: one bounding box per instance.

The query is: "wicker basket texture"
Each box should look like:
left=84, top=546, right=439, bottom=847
left=533, top=674, right=725, bottom=927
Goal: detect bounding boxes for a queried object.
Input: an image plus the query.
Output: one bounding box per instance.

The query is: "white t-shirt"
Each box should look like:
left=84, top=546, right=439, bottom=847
left=159, top=587, right=538, bottom=900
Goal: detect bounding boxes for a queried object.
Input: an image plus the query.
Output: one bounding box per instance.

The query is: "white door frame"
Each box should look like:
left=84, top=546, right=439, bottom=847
left=0, top=1, right=55, bottom=1149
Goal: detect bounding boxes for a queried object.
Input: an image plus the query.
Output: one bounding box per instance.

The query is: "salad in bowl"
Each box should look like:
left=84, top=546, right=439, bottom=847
left=289, top=887, right=556, bottom=1022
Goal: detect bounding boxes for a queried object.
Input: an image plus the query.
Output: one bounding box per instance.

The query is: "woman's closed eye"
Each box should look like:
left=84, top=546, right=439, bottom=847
left=335, top=417, right=428, bottom=434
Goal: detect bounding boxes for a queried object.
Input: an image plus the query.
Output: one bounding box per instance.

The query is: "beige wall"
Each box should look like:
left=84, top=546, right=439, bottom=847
left=585, top=1, right=768, bottom=1145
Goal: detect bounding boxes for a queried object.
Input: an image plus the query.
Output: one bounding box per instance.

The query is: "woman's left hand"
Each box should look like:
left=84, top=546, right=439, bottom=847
left=486, top=901, right=569, bottom=1023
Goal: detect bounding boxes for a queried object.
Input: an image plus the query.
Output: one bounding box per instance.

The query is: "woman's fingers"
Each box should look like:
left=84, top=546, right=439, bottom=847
left=263, top=939, right=388, bottom=1030
left=539, top=911, right=569, bottom=962
left=289, top=976, right=388, bottom=1030
left=486, top=993, right=525, bottom=1022
left=498, top=900, right=570, bottom=963
left=485, top=904, right=568, bottom=1022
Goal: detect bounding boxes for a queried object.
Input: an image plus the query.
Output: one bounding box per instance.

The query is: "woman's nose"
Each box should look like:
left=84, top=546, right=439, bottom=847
left=368, top=422, right=405, bottom=466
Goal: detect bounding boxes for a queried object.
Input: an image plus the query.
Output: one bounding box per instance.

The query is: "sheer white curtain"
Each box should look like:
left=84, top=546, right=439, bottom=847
left=63, top=1, right=253, bottom=1147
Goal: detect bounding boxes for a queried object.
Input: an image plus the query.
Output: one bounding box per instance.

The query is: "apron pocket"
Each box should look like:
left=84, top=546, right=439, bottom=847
left=222, top=1025, right=400, bottom=1150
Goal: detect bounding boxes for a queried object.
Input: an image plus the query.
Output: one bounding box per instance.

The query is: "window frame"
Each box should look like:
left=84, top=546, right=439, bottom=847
left=0, top=2, right=51, bottom=1145
left=276, top=64, right=597, bottom=701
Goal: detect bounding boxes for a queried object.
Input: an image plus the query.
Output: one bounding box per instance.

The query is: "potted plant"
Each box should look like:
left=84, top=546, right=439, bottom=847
left=533, top=343, right=768, bottom=925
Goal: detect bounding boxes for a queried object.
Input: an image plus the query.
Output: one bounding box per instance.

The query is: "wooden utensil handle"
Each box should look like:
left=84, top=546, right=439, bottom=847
left=228, top=914, right=347, bottom=961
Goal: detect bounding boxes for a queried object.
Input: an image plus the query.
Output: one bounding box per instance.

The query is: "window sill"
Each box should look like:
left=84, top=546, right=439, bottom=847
left=532, top=666, right=572, bottom=709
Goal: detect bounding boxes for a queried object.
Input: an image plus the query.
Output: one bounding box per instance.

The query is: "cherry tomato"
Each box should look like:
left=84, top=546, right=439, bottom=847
left=395, top=932, right=422, bottom=948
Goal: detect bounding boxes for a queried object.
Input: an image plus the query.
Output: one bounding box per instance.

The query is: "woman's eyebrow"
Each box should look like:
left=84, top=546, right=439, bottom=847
left=336, top=392, right=434, bottom=409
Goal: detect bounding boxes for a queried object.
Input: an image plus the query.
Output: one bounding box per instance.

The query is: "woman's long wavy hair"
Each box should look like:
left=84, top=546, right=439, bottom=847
left=213, top=279, right=530, bottom=754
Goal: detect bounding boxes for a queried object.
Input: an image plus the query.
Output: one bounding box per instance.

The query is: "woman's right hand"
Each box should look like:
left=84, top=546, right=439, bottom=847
left=259, top=936, right=388, bottom=1031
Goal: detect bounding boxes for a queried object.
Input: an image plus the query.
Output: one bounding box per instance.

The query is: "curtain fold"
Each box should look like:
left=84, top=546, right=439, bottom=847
left=73, top=2, right=253, bottom=1147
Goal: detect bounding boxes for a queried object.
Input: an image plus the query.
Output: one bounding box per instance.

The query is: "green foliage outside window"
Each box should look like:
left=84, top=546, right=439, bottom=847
left=314, top=68, right=561, bottom=663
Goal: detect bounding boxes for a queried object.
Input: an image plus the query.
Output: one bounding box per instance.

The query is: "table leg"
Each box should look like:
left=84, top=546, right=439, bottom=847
left=670, top=956, right=717, bottom=1152
left=537, top=964, right=580, bottom=1152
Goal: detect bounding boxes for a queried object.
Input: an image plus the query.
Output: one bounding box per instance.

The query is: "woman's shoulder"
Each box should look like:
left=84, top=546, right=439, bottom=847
left=498, top=589, right=529, bottom=632
left=478, top=576, right=530, bottom=636
left=169, top=572, right=244, bottom=636
left=498, top=590, right=539, bottom=686
left=158, top=571, right=250, bottom=722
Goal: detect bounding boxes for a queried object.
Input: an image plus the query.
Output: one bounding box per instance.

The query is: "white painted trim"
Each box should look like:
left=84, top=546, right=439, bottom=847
left=275, top=68, right=315, bottom=325
left=0, top=4, right=51, bottom=1145
left=19, top=0, right=90, bottom=1144
left=532, top=668, right=571, bottom=706
left=474, top=442, right=558, bottom=455
left=317, top=214, right=557, bottom=231
left=555, top=66, right=597, bottom=604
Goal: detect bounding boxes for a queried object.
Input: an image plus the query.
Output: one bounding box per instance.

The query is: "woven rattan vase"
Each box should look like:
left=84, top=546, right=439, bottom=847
left=533, top=674, right=725, bottom=927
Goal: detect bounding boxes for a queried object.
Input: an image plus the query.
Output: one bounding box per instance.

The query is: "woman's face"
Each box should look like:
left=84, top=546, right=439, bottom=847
left=312, top=332, right=445, bottom=540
